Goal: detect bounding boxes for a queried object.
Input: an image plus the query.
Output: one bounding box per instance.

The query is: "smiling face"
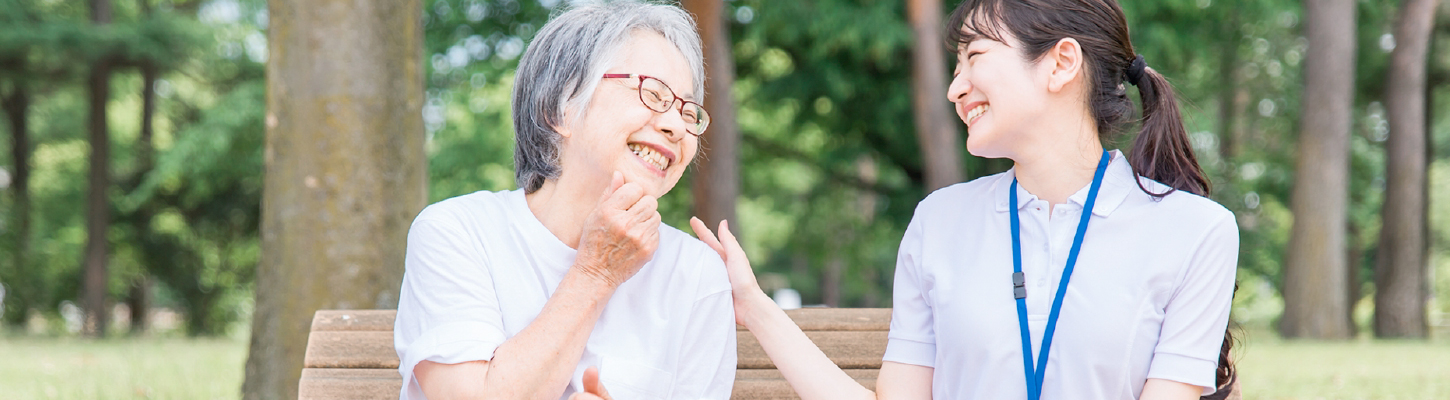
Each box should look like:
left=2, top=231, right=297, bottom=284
left=555, top=30, right=700, bottom=198
left=946, top=30, right=1057, bottom=160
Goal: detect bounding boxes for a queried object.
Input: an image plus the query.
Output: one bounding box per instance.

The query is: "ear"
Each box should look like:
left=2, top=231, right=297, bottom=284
left=553, top=108, right=578, bottom=139
left=1044, top=38, right=1085, bottom=93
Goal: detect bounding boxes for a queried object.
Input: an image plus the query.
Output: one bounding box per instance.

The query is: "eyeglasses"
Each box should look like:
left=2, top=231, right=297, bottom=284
left=602, top=73, right=710, bottom=136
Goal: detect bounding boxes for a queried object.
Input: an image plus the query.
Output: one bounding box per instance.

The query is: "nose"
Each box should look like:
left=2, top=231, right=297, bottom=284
left=946, top=69, right=972, bottom=104
left=655, top=101, right=692, bottom=141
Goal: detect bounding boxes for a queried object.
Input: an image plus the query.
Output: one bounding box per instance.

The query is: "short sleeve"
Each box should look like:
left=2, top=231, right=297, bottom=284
left=1147, top=211, right=1239, bottom=395
left=394, top=212, right=509, bottom=400
left=883, top=212, right=936, bottom=367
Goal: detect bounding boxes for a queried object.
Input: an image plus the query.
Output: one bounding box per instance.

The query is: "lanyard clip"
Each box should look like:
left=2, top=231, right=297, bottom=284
left=1012, top=272, right=1027, bottom=299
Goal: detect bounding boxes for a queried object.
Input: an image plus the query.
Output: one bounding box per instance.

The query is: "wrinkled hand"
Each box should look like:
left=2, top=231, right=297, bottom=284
left=575, top=172, right=660, bottom=289
left=568, top=366, right=613, bottom=400
left=690, top=217, right=767, bottom=327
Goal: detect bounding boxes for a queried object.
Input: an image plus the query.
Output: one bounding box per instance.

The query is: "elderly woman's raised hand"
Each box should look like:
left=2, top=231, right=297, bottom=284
left=575, top=172, right=661, bottom=289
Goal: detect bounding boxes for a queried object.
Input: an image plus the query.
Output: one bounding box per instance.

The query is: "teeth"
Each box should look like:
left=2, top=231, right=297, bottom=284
left=628, top=143, right=670, bottom=170
left=966, top=104, right=989, bottom=124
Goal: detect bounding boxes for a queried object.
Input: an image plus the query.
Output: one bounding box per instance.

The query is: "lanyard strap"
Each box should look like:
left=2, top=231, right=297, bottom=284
left=1010, top=150, right=1110, bottom=400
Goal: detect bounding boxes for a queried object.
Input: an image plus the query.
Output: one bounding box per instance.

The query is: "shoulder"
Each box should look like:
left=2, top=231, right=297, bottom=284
left=1126, top=179, right=1238, bottom=237
left=412, top=190, right=517, bottom=230
left=912, top=171, right=1008, bottom=223
left=920, top=171, right=1005, bottom=210
left=656, top=223, right=731, bottom=294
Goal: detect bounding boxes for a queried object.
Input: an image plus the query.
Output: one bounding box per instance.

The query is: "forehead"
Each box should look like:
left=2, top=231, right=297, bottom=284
left=612, top=30, right=696, bottom=100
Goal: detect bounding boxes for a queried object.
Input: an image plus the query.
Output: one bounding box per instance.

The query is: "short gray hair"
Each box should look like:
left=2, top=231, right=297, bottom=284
left=512, top=1, right=705, bottom=193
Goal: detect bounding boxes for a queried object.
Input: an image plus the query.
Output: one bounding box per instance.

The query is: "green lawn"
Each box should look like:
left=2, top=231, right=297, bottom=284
left=1, top=333, right=1447, bottom=399
left=0, top=336, right=246, bottom=400
left=1235, top=331, right=1450, bottom=400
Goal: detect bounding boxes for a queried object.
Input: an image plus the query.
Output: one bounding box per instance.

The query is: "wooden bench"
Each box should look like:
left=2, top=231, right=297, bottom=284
left=299, top=308, right=890, bottom=400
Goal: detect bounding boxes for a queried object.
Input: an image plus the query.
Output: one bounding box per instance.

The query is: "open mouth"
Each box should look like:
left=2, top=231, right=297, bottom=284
left=628, top=143, right=672, bottom=172
left=966, top=103, right=990, bottom=126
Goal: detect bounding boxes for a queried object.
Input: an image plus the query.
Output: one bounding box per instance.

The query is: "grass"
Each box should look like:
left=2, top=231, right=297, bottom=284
left=0, top=336, right=246, bottom=400
left=1234, top=329, right=1450, bottom=400
left=0, top=331, right=1447, bottom=399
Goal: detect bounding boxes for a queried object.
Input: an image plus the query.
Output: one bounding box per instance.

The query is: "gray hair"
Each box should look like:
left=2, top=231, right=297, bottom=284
left=512, top=1, right=705, bottom=193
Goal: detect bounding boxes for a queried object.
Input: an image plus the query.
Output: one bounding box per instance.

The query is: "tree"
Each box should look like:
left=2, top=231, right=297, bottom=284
left=683, top=0, right=741, bottom=229
left=908, top=0, right=963, bottom=191
left=82, top=0, right=114, bottom=338
left=241, top=0, right=426, bottom=398
left=1374, top=0, right=1438, bottom=339
left=1281, top=0, right=1358, bottom=339
left=2, top=82, right=31, bottom=325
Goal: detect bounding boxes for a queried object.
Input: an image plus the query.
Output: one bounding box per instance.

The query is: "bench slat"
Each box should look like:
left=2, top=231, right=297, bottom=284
left=298, top=368, right=877, bottom=400
left=734, top=368, right=878, bottom=380
left=299, top=368, right=401, bottom=400
left=731, top=371, right=877, bottom=400
left=737, top=331, right=888, bottom=369
left=311, top=310, right=397, bottom=332
left=777, top=308, right=891, bottom=331
left=304, top=331, right=399, bottom=369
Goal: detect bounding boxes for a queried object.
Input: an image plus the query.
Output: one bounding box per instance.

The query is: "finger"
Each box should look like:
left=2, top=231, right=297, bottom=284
left=690, top=217, right=728, bottom=256
left=718, top=220, right=749, bottom=261
left=628, top=195, right=659, bottom=220
left=628, top=211, right=663, bottom=241
left=605, top=182, right=648, bottom=210
left=598, top=172, right=625, bottom=203
left=582, top=366, right=612, bottom=399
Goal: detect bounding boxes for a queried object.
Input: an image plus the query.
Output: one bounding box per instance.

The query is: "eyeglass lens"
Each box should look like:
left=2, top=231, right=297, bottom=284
left=639, top=77, right=709, bottom=134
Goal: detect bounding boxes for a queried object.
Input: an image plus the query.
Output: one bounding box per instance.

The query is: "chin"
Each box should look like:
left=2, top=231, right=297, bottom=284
left=964, top=135, right=1007, bottom=159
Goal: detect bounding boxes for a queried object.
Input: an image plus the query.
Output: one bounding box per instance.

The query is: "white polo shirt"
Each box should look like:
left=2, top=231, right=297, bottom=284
left=883, top=150, right=1238, bottom=399
left=394, top=189, right=737, bottom=400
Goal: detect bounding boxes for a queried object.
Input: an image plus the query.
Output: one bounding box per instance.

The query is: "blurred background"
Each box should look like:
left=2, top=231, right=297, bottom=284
left=1, top=0, right=1448, bottom=399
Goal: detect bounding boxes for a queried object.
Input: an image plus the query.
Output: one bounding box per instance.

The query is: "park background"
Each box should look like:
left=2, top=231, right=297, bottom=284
left=1, top=0, right=1449, bottom=398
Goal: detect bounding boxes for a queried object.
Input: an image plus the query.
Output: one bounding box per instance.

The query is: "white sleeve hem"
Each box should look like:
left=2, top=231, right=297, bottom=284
left=883, top=337, right=936, bottom=368
left=1146, top=352, right=1217, bottom=396
left=398, top=320, right=509, bottom=399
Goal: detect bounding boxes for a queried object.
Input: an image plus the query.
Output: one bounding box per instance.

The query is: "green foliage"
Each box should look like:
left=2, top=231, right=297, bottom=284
left=0, top=0, right=258, bottom=335
left=1, top=0, right=1446, bottom=335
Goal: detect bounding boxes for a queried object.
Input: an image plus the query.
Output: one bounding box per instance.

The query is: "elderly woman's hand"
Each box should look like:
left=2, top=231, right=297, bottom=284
left=568, top=367, right=613, bottom=400
left=575, top=172, right=661, bottom=289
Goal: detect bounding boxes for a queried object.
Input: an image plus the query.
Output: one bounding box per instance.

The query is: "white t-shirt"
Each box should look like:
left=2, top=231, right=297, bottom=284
left=394, top=189, right=737, bottom=400
left=883, top=150, right=1238, bottom=399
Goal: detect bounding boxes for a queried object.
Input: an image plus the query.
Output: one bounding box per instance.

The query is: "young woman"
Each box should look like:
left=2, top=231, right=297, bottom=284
left=691, top=0, right=1238, bottom=399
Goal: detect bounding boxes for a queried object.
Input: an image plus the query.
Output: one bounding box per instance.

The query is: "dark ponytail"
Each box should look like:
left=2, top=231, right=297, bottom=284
left=947, top=0, right=1233, bottom=396
left=1128, top=63, right=1211, bottom=197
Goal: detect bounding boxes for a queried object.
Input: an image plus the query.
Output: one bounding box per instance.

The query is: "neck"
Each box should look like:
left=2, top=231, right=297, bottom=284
left=1012, top=120, right=1105, bottom=208
left=524, top=172, right=604, bottom=249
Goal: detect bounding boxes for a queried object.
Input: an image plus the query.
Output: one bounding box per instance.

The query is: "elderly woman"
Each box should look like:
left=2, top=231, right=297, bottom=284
left=393, top=3, right=734, bottom=400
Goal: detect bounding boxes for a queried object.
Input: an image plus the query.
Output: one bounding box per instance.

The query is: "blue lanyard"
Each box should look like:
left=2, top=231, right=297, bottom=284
left=1010, top=150, right=1110, bottom=400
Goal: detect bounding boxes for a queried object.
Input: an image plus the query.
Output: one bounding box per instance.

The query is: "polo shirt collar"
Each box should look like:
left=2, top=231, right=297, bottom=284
left=993, top=150, right=1135, bottom=218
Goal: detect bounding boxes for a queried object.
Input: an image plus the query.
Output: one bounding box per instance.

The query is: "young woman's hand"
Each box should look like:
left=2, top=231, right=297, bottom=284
left=575, top=172, right=661, bottom=289
left=690, top=217, right=771, bottom=327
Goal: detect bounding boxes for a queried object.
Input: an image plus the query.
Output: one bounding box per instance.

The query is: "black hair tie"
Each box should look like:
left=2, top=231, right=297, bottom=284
left=1125, top=54, right=1147, bottom=86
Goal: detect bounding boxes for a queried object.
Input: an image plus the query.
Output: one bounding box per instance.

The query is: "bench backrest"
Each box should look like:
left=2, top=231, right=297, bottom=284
left=299, top=308, right=890, bottom=400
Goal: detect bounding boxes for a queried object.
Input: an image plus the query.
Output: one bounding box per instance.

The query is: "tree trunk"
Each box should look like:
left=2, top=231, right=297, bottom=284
left=1281, top=0, right=1356, bottom=339
left=1216, top=7, right=1241, bottom=166
left=1373, top=0, right=1437, bottom=339
left=82, top=0, right=114, bottom=338
left=682, top=0, right=740, bottom=229
left=908, top=0, right=964, bottom=192
left=128, top=58, right=158, bottom=335
left=2, top=85, right=31, bottom=326
left=241, top=0, right=425, bottom=398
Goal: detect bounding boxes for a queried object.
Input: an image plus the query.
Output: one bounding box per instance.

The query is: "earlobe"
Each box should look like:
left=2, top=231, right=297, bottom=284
left=1046, top=38, right=1083, bottom=93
